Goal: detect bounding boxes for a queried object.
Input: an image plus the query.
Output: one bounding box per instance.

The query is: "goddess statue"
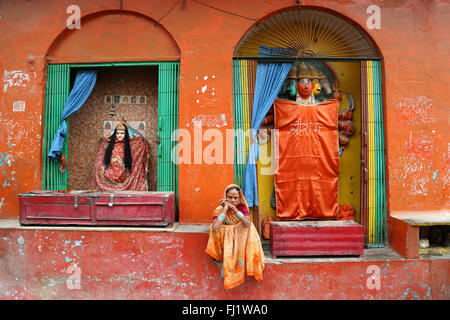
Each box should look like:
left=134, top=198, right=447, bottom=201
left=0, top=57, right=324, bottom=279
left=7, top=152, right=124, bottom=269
left=91, top=121, right=150, bottom=191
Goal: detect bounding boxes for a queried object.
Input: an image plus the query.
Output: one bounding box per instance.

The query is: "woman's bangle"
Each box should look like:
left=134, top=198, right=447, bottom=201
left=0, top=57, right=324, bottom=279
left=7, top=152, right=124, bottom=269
left=218, top=213, right=226, bottom=221
left=236, top=211, right=244, bottom=219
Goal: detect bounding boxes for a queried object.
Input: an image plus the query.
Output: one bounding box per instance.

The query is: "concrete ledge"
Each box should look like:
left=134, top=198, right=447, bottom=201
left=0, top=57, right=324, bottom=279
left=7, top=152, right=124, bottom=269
left=0, top=224, right=448, bottom=299
left=0, top=219, right=210, bottom=234
left=389, top=213, right=450, bottom=259
left=391, top=211, right=450, bottom=226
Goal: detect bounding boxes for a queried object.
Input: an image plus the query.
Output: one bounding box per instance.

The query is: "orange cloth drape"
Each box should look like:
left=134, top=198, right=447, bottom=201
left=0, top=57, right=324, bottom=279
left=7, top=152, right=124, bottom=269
left=274, top=98, right=339, bottom=220
left=205, top=184, right=265, bottom=289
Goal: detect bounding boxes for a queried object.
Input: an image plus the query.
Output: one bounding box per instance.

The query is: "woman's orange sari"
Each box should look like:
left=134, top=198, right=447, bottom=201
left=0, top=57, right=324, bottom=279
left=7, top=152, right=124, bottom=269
left=205, top=184, right=265, bottom=289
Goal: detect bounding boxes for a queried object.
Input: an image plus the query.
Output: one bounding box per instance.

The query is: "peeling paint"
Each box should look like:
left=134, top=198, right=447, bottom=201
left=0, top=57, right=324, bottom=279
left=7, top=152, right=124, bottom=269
left=13, top=101, right=26, bottom=112
left=0, top=198, right=5, bottom=211
left=3, top=70, right=30, bottom=92
left=0, top=152, right=13, bottom=167
left=191, top=114, right=227, bottom=128
left=394, top=96, right=436, bottom=125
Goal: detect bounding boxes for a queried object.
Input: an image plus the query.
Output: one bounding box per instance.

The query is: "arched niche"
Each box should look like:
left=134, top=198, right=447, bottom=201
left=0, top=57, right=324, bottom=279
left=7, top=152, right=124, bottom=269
left=42, top=11, right=180, bottom=206
left=232, top=7, right=386, bottom=247
left=46, top=10, right=180, bottom=63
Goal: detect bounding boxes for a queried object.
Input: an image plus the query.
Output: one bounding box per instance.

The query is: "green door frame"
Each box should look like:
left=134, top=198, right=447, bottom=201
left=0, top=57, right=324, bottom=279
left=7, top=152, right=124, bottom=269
left=42, top=62, right=179, bottom=210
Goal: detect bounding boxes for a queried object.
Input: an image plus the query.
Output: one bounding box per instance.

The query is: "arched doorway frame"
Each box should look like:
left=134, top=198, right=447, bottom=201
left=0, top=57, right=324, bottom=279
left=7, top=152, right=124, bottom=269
left=232, top=6, right=387, bottom=247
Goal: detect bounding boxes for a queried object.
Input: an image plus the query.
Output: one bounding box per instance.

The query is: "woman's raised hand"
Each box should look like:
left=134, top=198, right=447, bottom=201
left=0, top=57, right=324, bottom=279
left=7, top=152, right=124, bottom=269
left=221, top=202, right=229, bottom=212
left=224, top=201, right=238, bottom=213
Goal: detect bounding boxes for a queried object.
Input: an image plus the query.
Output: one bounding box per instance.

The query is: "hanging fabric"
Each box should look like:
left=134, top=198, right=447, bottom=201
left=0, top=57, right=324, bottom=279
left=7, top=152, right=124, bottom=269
left=48, top=70, right=97, bottom=161
left=273, top=98, right=339, bottom=220
left=242, top=47, right=292, bottom=207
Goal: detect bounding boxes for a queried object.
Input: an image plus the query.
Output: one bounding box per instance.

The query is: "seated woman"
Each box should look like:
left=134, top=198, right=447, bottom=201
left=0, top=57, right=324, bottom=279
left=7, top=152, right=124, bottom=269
left=91, top=121, right=150, bottom=191
left=205, top=184, right=265, bottom=289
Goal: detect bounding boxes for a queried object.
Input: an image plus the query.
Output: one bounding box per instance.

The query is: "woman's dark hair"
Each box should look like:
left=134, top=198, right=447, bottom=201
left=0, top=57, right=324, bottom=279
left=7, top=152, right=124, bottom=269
left=226, top=186, right=241, bottom=195
left=103, top=125, right=132, bottom=171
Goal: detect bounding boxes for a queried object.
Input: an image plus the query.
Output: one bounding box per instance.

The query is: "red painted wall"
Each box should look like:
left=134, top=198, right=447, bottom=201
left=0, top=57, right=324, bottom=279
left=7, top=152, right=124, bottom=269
left=0, top=228, right=448, bottom=299
left=0, top=0, right=448, bottom=223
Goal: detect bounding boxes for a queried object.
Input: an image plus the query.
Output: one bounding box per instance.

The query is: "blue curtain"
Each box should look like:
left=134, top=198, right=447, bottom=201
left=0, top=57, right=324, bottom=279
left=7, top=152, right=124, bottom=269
left=242, top=57, right=292, bottom=207
left=48, top=70, right=97, bottom=161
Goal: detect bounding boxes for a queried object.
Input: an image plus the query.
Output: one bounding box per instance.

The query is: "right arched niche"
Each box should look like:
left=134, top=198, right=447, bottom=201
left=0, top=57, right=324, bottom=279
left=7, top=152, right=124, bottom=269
left=232, top=7, right=386, bottom=246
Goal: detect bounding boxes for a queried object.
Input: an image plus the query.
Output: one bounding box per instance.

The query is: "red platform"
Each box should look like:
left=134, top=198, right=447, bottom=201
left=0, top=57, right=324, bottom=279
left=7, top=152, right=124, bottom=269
left=19, top=191, right=175, bottom=227
left=270, top=220, right=364, bottom=258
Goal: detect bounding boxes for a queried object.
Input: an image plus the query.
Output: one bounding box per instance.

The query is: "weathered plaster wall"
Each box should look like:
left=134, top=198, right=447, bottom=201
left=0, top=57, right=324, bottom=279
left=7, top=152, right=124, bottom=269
left=0, top=0, right=448, bottom=222
left=0, top=227, right=448, bottom=299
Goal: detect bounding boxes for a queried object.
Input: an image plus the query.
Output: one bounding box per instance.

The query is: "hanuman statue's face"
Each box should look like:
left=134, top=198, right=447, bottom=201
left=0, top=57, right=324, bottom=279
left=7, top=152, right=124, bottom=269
left=297, top=77, right=314, bottom=99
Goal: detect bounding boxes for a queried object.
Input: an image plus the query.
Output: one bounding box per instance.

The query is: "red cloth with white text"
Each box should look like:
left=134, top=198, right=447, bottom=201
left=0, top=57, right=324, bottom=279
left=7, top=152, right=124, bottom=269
left=274, top=98, right=339, bottom=220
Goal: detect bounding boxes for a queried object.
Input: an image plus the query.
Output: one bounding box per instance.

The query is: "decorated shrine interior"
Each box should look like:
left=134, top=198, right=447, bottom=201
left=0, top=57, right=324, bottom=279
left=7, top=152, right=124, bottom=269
left=67, top=66, right=159, bottom=192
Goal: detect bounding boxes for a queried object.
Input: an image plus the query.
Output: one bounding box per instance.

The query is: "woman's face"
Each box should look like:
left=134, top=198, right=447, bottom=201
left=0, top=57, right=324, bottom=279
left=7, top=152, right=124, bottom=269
left=116, top=129, right=126, bottom=141
left=226, top=189, right=240, bottom=206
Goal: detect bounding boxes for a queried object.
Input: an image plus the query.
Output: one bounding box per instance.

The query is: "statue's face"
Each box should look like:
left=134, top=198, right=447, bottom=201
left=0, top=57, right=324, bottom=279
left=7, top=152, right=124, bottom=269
left=286, top=79, right=297, bottom=96
left=297, top=77, right=313, bottom=98
left=312, top=79, right=321, bottom=95
left=116, top=129, right=125, bottom=141
left=319, top=78, right=332, bottom=95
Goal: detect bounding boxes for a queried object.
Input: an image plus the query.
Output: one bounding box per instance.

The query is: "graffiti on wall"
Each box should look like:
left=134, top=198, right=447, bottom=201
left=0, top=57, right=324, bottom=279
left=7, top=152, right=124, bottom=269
left=392, top=96, right=442, bottom=199
left=394, top=96, right=436, bottom=125
left=3, top=70, right=31, bottom=92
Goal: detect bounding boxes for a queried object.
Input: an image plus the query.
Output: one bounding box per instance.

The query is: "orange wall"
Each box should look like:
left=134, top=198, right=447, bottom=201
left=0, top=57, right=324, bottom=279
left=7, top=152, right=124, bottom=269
left=0, top=0, right=448, bottom=222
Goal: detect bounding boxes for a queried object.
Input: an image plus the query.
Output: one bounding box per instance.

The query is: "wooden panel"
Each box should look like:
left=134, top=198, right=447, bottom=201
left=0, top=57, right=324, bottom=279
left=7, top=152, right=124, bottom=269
left=43, top=64, right=70, bottom=191
left=94, top=193, right=174, bottom=226
left=19, top=193, right=93, bottom=225
left=95, top=196, right=166, bottom=221
left=18, top=192, right=175, bottom=227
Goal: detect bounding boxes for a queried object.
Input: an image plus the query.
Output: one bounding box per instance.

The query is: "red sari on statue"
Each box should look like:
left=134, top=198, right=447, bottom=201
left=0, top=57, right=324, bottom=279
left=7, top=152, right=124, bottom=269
left=91, top=136, right=150, bottom=191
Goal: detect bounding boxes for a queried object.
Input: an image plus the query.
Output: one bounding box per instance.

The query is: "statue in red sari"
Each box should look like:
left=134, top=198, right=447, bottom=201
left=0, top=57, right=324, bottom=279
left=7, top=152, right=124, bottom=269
left=91, top=122, right=150, bottom=191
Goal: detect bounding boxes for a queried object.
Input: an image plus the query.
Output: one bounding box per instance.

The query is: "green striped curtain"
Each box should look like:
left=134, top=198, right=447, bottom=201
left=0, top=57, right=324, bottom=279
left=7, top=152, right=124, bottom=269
left=361, top=60, right=387, bottom=247
left=232, top=59, right=256, bottom=187
left=42, top=64, right=70, bottom=190
left=157, top=62, right=180, bottom=211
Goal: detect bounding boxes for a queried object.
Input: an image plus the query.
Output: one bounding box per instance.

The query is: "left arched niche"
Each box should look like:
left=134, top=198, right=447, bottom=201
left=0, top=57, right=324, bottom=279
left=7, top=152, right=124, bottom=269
left=43, top=12, right=180, bottom=191
left=47, top=11, right=180, bottom=62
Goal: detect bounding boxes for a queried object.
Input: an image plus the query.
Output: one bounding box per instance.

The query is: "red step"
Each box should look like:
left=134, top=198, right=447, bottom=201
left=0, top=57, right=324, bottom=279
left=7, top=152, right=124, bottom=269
left=270, top=220, right=364, bottom=257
